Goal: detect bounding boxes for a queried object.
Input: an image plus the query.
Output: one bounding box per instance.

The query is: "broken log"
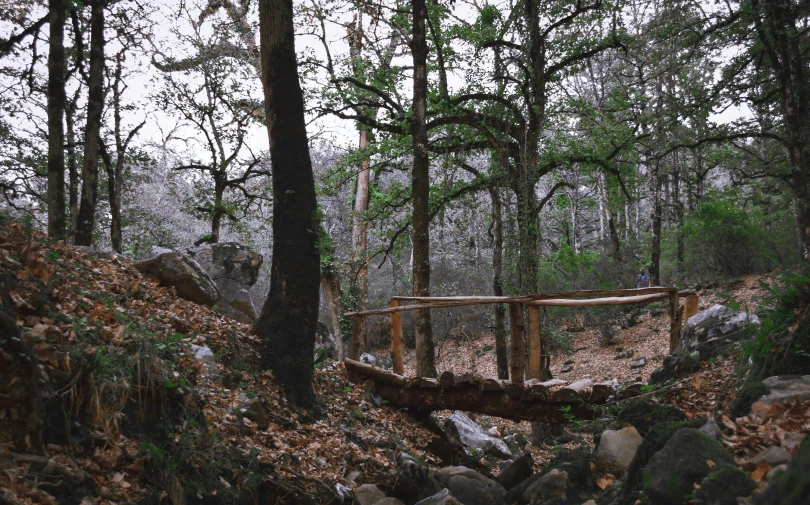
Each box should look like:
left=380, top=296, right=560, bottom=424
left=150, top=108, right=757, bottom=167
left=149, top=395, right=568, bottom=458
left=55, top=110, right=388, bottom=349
left=344, top=359, right=405, bottom=387
left=552, top=379, right=594, bottom=402
left=590, top=380, right=618, bottom=403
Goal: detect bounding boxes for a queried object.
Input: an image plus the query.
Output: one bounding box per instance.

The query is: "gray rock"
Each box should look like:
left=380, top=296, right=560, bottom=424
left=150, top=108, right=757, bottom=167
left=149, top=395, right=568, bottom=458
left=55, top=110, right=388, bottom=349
left=650, top=352, right=701, bottom=384
left=434, top=467, right=506, bottom=505
left=700, top=418, right=724, bottom=442
left=642, top=428, right=735, bottom=505
left=503, top=434, right=520, bottom=456
left=759, top=375, right=810, bottom=405
left=561, top=364, right=573, bottom=373
left=749, top=446, right=790, bottom=467
left=782, top=433, right=806, bottom=453
left=355, top=484, right=387, bottom=505
left=414, top=489, right=461, bottom=505
left=765, top=464, right=788, bottom=481
left=360, top=353, right=377, bottom=365
left=189, top=344, right=220, bottom=380
left=496, top=453, right=534, bottom=491
left=521, top=469, right=568, bottom=502
left=443, top=412, right=512, bottom=460
left=187, top=242, right=263, bottom=323
left=134, top=252, right=219, bottom=306
left=233, top=397, right=269, bottom=430
left=679, top=304, right=759, bottom=356
left=630, top=357, right=647, bottom=369
left=315, top=320, right=338, bottom=358
left=595, top=426, right=643, bottom=474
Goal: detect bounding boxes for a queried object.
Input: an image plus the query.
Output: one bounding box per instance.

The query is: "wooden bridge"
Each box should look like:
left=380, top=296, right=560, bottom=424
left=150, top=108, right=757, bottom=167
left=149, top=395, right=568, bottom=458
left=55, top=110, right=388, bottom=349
left=344, top=287, right=699, bottom=422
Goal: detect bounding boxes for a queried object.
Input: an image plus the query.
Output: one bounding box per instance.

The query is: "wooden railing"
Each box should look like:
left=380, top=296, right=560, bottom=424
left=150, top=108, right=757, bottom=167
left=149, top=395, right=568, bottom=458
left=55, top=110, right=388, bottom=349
left=345, top=288, right=699, bottom=380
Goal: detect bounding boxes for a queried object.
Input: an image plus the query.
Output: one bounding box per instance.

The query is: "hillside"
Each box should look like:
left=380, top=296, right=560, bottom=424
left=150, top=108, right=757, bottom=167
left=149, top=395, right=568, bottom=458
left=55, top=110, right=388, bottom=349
left=2, top=223, right=809, bottom=505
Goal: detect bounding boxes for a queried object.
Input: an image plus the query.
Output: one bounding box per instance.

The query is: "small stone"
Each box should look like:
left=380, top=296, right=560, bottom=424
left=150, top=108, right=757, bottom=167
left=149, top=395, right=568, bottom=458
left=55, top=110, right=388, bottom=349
left=595, top=426, right=643, bottom=474
left=747, top=446, right=790, bottom=468
left=563, top=360, right=574, bottom=365
left=699, top=418, right=724, bottom=442
left=629, top=357, right=646, bottom=369
left=233, top=397, right=269, bottom=430
left=496, top=453, right=534, bottom=491
left=782, top=433, right=806, bottom=454
left=414, top=488, right=461, bottom=505
left=360, top=353, right=377, bottom=365
left=561, top=364, right=573, bottom=373
left=355, top=484, right=387, bottom=505
left=503, top=434, right=520, bottom=455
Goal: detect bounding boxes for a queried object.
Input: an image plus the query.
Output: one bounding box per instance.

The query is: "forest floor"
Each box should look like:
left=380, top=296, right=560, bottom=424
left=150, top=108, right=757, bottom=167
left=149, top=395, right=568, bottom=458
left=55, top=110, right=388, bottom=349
left=0, top=222, right=803, bottom=504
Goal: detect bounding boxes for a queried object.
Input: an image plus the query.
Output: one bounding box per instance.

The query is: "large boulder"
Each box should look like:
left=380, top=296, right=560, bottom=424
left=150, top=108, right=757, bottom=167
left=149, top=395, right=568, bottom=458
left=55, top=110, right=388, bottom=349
left=503, top=448, right=598, bottom=505
left=758, top=375, right=810, bottom=405
left=695, top=463, right=756, bottom=505
left=134, top=252, right=219, bottom=307
left=443, top=412, right=512, bottom=460
left=678, top=304, right=759, bottom=357
left=595, top=426, right=643, bottom=475
left=187, top=242, right=263, bottom=323
left=414, top=489, right=461, bottom=505
left=642, top=428, right=735, bottom=505
left=433, top=466, right=506, bottom=505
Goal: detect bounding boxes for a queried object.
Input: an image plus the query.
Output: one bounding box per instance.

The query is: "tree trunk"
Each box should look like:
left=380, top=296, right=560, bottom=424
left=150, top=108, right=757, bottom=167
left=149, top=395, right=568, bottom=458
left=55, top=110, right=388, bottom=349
left=650, top=165, right=662, bottom=286
left=66, top=88, right=80, bottom=241
left=410, top=0, right=436, bottom=378
left=349, top=128, right=370, bottom=350
left=489, top=187, right=508, bottom=380
left=752, top=0, right=810, bottom=259
left=211, top=181, right=224, bottom=244
left=47, top=0, right=66, bottom=241
left=74, top=0, right=105, bottom=247
left=254, top=0, right=321, bottom=410
left=110, top=54, right=124, bottom=253
left=321, top=262, right=345, bottom=360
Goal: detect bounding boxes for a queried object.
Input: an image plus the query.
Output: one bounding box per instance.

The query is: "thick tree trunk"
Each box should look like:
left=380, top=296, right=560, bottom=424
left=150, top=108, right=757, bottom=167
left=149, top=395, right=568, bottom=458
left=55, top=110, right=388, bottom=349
left=489, top=187, right=508, bottom=380
left=514, top=180, right=540, bottom=294
left=47, top=0, right=66, bottom=241
left=74, top=0, right=105, bottom=247
left=410, top=0, right=437, bottom=378
left=254, top=0, right=321, bottom=410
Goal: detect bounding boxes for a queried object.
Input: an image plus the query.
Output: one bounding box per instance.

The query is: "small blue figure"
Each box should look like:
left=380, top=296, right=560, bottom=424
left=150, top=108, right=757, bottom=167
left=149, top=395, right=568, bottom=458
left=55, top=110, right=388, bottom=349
left=636, top=268, right=649, bottom=288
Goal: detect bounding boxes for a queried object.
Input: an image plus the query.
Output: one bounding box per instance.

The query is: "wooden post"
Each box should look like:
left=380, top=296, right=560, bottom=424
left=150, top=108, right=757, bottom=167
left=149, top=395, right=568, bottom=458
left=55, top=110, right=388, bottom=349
left=350, top=315, right=364, bottom=360
left=508, top=303, right=526, bottom=383
left=527, top=305, right=542, bottom=380
left=390, top=300, right=404, bottom=374
left=668, top=290, right=681, bottom=353
left=684, top=294, right=699, bottom=321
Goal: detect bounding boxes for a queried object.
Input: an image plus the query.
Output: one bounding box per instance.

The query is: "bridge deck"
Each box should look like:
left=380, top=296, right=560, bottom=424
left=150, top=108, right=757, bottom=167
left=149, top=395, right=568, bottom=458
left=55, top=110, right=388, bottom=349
left=345, top=359, right=643, bottom=423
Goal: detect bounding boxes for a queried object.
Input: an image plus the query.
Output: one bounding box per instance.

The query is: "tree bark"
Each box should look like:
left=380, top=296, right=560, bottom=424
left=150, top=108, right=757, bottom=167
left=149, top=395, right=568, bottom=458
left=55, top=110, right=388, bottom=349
left=410, top=0, right=437, bottom=378
left=47, top=0, right=67, bottom=241
left=489, top=187, right=508, bottom=379
left=650, top=165, right=662, bottom=286
left=254, top=0, right=321, bottom=410
left=321, top=262, right=345, bottom=360
left=66, top=88, right=80, bottom=241
left=349, top=128, right=370, bottom=350
left=74, top=0, right=105, bottom=247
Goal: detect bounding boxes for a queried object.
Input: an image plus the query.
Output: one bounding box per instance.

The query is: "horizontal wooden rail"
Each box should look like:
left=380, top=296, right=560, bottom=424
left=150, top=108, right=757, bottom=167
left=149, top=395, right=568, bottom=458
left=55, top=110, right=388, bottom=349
left=525, top=292, right=670, bottom=307
left=346, top=288, right=695, bottom=318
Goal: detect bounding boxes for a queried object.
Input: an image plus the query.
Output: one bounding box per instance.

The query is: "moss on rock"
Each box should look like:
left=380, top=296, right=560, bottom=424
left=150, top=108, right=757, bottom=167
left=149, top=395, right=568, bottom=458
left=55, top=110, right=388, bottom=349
left=731, top=381, right=769, bottom=418
left=617, top=399, right=687, bottom=436
left=695, top=463, right=756, bottom=505
left=641, top=428, right=735, bottom=505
